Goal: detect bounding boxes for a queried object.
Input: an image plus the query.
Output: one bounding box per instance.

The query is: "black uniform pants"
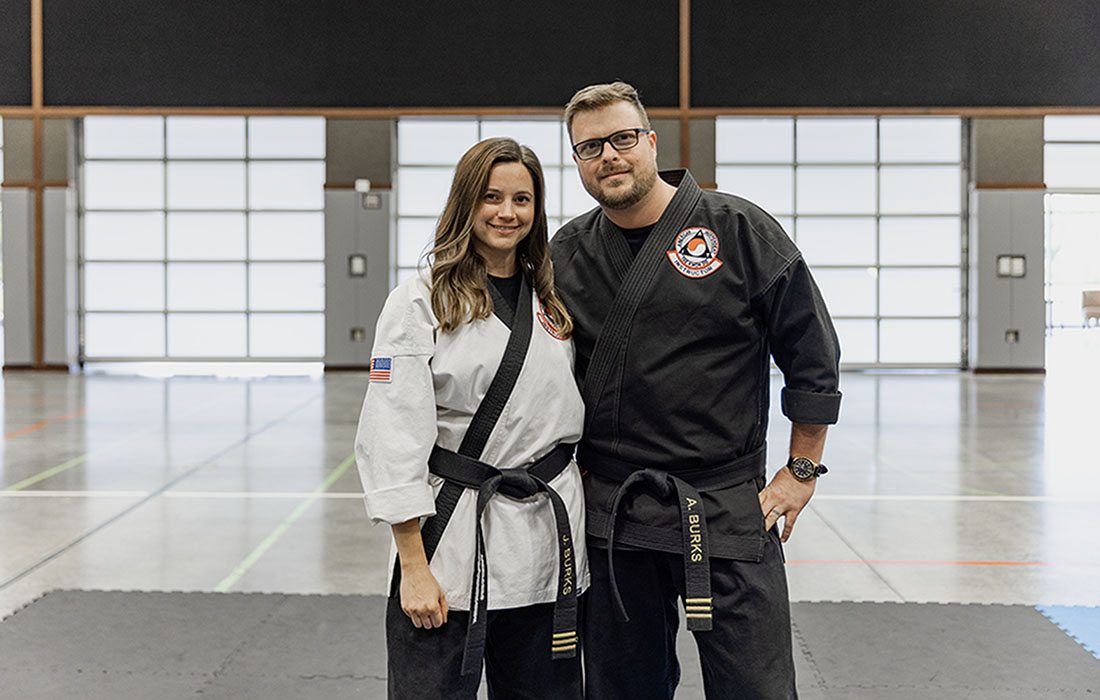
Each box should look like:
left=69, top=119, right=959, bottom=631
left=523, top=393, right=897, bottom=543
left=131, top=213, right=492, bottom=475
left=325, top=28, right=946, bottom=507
left=583, top=534, right=796, bottom=700
left=386, top=594, right=583, bottom=700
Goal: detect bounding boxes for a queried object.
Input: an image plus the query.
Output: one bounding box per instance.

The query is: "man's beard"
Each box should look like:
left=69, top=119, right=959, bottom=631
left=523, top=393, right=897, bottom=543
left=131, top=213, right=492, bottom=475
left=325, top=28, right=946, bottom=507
left=585, top=163, right=658, bottom=211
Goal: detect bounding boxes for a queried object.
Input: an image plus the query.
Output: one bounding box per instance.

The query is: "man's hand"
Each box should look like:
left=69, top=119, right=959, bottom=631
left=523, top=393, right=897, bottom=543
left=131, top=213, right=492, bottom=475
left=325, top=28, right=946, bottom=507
left=399, top=560, right=449, bottom=629
left=758, top=467, right=816, bottom=543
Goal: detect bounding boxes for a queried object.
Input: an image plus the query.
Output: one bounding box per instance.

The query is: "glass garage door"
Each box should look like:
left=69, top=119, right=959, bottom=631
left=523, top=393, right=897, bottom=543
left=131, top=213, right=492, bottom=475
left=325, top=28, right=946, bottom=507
left=79, top=116, right=326, bottom=361
left=716, top=117, right=965, bottom=368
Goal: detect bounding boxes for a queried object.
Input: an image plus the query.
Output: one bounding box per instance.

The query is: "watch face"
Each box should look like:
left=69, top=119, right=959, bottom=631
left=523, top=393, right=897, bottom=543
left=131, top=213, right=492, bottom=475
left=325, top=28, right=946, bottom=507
left=790, top=457, right=816, bottom=480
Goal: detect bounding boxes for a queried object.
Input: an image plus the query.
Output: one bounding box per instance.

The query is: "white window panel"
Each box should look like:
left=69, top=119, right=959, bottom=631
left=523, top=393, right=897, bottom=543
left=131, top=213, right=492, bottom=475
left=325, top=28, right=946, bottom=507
left=250, top=314, right=324, bottom=357
left=562, top=121, right=577, bottom=164
left=796, top=217, right=876, bottom=266
left=716, top=166, right=794, bottom=215
left=167, top=117, right=246, bottom=158
left=796, top=167, right=876, bottom=214
left=248, top=162, right=325, bottom=210
left=542, top=167, right=562, bottom=220
left=84, top=263, right=164, bottom=310
left=84, top=117, right=163, bottom=159
left=168, top=162, right=246, bottom=209
left=880, top=118, right=960, bottom=163
left=398, top=120, right=479, bottom=165
left=168, top=263, right=247, bottom=311
left=1047, top=192, right=1100, bottom=212
left=880, top=217, right=960, bottom=265
left=397, top=218, right=436, bottom=268
left=167, top=213, right=247, bottom=260
left=84, top=313, right=165, bottom=357
left=715, top=118, right=793, bottom=163
left=398, top=168, right=455, bottom=216
left=1044, top=116, right=1100, bottom=142
left=249, top=263, right=325, bottom=311
left=84, top=162, right=164, bottom=209
left=249, top=212, right=324, bottom=260
left=880, top=165, right=961, bottom=214
left=84, top=212, right=165, bottom=260
left=796, top=118, right=876, bottom=163
left=775, top=216, right=794, bottom=235
left=831, top=319, right=877, bottom=364
left=481, top=120, right=563, bottom=165
left=396, top=268, right=420, bottom=286
left=879, top=268, right=961, bottom=317
left=562, top=172, right=595, bottom=217
left=811, top=268, right=878, bottom=317
left=247, top=117, right=325, bottom=159
left=879, top=319, right=961, bottom=364
left=1045, top=144, right=1100, bottom=189
left=168, top=314, right=247, bottom=357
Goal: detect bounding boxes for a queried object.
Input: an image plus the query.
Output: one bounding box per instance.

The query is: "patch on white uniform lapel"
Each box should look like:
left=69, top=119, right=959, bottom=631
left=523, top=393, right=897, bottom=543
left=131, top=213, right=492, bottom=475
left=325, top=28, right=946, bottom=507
left=666, top=226, right=723, bottom=278
left=537, top=302, right=568, bottom=341
left=369, top=356, right=393, bottom=382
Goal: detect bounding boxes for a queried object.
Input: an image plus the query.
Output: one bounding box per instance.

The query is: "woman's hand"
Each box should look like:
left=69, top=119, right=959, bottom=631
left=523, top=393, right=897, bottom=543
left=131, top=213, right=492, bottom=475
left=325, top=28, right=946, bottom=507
left=399, top=559, right=449, bottom=629
left=391, top=518, right=448, bottom=629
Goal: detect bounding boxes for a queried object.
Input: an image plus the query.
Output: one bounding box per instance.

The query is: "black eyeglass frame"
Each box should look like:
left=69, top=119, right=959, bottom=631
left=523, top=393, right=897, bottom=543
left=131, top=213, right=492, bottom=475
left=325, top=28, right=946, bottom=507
left=571, top=128, right=653, bottom=161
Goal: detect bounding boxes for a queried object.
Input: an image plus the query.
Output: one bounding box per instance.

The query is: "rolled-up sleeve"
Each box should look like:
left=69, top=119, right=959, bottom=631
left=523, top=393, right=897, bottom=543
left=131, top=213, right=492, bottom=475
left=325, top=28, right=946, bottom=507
left=354, top=281, right=439, bottom=524
left=757, top=256, right=842, bottom=425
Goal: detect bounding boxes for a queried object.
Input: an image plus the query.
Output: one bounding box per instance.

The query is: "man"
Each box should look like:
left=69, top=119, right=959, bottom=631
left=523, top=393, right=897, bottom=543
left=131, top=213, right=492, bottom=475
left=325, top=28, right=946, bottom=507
left=551, top=82, right=841, bottom=699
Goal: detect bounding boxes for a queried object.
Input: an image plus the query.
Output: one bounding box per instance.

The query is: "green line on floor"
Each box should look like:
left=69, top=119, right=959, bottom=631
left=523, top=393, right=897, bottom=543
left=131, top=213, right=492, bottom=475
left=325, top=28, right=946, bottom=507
left=5, top=454, right=89, bottom=492
left=215, top=454, right=357, bottom=593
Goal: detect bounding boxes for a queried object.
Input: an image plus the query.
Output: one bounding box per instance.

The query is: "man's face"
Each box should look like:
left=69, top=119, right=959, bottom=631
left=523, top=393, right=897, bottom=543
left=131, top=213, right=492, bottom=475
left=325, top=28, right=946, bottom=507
left=570, top=102, right=659, bottom=211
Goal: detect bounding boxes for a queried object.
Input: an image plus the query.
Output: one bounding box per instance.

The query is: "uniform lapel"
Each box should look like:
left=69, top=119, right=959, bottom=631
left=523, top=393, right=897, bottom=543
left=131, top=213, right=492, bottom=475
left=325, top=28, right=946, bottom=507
left=487, top=279, right=515, bottom=330
left=580, top=170, right=703, bottom=432
left=599, top=217, right=635, bottom=283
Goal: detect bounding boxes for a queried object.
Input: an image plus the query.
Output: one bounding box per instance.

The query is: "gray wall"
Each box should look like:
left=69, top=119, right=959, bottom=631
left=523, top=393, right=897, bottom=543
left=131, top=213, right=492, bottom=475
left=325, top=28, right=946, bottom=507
left=2, top=118, right=79, bottom=368
left=323, top=120, right=394, bottom=368
left=967, top=118, right=1046, bottom=371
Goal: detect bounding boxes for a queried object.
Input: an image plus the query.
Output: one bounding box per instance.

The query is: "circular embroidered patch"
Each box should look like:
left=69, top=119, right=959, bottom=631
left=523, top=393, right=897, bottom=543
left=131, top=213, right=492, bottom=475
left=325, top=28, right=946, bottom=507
left=666, top=227, right=724, bottom=278
left=537, top=303, right=568, bottom=341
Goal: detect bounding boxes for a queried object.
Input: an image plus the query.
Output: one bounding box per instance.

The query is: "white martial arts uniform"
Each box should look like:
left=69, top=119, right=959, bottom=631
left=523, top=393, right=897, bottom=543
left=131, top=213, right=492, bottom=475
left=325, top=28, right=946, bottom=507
left=355, top=272, right=589, bottom=610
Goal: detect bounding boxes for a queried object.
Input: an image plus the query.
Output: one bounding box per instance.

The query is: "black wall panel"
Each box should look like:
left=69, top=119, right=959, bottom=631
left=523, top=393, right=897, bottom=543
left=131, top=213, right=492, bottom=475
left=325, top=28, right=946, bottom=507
left=693, top=2, right=1100, bottom=108
left=0, top=0, right=31, bottom=105
left=42, top=0, right=679, bottom=108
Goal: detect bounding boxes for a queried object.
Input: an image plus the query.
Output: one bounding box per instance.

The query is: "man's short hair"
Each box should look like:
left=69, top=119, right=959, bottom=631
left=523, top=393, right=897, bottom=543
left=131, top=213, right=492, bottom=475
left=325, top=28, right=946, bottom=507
left=563, top=81, right=651, bottom=140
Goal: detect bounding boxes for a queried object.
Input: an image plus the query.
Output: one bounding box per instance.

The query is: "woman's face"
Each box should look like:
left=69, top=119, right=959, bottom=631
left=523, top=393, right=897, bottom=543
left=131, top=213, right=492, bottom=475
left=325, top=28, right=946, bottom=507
left=471, top=161, right=536, bottom=273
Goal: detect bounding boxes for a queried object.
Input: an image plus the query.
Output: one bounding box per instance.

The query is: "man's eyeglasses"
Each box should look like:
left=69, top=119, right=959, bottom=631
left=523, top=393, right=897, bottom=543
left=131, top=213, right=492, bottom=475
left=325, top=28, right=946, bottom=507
left=571, top=128, right=652, bottom=161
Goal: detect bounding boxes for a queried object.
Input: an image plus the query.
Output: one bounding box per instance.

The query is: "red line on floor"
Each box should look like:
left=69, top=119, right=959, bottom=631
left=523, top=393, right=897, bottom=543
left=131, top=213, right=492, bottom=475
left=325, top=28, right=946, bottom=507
left=785, top=559, right=1068, bottom=567
left=4, top=408, right=86, bottom=440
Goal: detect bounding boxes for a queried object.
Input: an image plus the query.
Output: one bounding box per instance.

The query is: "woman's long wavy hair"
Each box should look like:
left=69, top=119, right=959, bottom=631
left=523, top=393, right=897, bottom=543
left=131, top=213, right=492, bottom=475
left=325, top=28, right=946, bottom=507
left=429, top=137, right=573, bottom=337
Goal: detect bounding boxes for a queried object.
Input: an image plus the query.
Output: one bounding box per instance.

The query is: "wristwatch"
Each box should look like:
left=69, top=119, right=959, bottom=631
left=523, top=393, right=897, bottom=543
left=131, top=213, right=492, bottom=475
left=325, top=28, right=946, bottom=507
left=786, top=456, right=828, bottom=482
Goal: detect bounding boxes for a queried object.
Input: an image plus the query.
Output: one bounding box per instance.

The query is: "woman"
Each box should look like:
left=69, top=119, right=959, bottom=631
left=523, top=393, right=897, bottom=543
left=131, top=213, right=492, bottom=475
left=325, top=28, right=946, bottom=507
left=354, top=137, right=588, bottom=699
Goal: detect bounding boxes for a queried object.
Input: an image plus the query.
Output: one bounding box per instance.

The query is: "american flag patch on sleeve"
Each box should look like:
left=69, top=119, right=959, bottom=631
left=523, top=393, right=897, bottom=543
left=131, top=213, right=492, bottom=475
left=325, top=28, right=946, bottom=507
left=369, top=356, right=393, bottom=383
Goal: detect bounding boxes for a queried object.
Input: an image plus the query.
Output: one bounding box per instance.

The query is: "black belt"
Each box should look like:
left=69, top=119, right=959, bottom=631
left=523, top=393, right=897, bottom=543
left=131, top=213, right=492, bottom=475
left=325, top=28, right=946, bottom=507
left=428, top=442, right=578, bottom=675
left=577, top=444, right=768, bottom=632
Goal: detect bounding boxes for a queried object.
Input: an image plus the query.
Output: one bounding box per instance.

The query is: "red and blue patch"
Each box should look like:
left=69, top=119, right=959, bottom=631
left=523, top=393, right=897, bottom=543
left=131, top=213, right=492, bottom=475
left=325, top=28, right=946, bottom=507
left=369, top=356, right=393, bottom=383
left=537, top=302, right=568, bottom=341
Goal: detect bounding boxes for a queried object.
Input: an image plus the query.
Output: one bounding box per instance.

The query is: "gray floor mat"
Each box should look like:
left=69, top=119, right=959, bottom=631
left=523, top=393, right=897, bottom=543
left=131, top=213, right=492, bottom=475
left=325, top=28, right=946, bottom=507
left=0, top=591, right=1096, bottom=699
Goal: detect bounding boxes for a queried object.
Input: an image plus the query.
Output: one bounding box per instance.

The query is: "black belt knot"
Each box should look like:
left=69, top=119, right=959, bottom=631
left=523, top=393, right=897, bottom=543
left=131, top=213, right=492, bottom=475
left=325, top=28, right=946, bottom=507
left=495, top=467, right=541, bottom=499
left=425, top=443, right=579, bottom=675
left=605, top=470, right=714, bottom=632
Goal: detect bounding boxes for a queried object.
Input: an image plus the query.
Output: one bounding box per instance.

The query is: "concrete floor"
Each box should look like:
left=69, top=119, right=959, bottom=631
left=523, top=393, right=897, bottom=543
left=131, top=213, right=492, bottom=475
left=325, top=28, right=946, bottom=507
left=1, top=331, right=1099, bottom=625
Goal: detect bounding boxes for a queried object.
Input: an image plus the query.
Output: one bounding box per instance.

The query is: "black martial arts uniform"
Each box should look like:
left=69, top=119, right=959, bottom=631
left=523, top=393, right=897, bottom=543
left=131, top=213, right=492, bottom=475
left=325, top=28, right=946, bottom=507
left=551, top=169, right=841, bottom=700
